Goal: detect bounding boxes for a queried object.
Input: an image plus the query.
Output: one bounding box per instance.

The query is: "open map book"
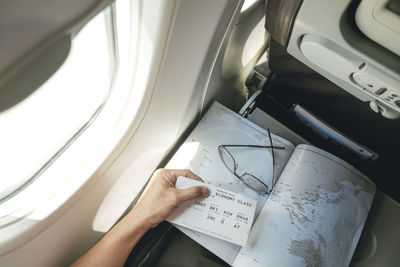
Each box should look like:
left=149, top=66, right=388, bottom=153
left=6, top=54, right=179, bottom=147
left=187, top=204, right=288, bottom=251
left=166, top=101, right=376, bottom=266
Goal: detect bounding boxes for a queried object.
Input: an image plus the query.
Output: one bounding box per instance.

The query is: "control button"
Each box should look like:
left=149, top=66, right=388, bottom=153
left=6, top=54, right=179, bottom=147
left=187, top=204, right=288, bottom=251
left=392, top=94, right=398, bottom=97
left=395, top=100, right=400, bottom=108
left=375, top=87, right=387, bottom=95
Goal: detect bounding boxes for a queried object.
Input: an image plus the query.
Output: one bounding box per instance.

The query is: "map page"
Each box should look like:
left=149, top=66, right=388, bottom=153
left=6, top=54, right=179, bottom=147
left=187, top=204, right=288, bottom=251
left=233, top=144, right=376, bottom=267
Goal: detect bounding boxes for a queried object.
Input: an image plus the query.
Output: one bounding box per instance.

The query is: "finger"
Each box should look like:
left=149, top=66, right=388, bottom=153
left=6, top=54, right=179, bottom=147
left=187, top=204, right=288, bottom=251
left=167, top=169, right=204, bottom=182
left=175, top=186, right=210, bottom=203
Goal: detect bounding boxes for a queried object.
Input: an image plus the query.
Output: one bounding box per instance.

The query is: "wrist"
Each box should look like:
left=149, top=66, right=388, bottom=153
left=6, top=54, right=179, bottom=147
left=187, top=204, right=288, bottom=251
left=126, top=206, right=156, bottom=231
left=107, top=208, right=152, bottom=252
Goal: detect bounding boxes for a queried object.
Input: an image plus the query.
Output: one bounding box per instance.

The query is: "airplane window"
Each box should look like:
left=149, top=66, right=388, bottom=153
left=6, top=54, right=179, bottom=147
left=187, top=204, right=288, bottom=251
left=0, top=6, right=116, bottom=202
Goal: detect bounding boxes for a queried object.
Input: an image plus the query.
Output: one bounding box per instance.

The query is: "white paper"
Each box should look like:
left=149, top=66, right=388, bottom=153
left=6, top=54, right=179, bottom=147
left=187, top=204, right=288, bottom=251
left=234, top=144, right=376, bottom=267
left=168, top=177, right=257, bottom=246
left=165, top=102, right=375, bottom=266
left=165, top=102, right=295, bottom=264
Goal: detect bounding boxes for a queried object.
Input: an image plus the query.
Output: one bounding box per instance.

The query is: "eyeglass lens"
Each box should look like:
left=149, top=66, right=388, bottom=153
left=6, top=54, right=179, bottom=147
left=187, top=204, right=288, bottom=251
left=219, top=146, right=270, bottom=194
left=218, top=147, right=235, bottom=173
left=241, top=174, right=268, bottom=193
left=218, top=128, right=280, bottom=194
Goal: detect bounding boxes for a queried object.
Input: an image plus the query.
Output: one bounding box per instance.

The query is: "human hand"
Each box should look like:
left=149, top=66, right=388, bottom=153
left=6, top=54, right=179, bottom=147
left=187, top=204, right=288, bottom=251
left=71, top=169, right=209, bottom=267
left=129, top=169, right=210, bottom=229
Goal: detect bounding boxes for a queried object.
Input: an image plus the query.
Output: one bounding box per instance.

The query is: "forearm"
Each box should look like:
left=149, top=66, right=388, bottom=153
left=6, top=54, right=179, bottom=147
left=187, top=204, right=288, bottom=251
left=71, top=169, right=209, bottom=267
left=71, top=208, right=151, bottom=267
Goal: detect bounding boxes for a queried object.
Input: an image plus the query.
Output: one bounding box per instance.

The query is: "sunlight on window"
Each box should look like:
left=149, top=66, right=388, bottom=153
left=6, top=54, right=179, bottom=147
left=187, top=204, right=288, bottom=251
left=0, top=8, right=115, bottom=201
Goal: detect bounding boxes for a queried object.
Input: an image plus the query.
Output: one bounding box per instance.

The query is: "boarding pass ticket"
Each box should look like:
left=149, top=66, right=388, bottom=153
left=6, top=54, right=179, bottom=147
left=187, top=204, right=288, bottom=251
left=167, top=177, right=257, bottom=246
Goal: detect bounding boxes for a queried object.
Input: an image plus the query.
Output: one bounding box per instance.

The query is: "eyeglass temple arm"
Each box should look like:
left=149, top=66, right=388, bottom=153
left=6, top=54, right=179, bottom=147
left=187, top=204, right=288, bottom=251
left=267, top=129, right=276, bottom=192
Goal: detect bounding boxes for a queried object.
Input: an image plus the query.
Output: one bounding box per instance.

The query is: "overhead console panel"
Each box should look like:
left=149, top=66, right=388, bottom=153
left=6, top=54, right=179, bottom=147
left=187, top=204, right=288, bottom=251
left=275, top=0, right=400, bottom=119
left=300, top=34, right=400, bottom=119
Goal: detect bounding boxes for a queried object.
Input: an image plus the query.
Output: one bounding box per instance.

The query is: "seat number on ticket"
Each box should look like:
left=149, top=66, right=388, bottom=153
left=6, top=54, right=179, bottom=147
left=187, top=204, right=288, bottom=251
left=167, top=177, right=257, bottom=246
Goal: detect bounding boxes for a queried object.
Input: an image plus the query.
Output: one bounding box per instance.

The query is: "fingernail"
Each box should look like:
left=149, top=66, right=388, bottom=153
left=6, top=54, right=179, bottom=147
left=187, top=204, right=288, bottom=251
left=202, top=186, right=210, bottom=196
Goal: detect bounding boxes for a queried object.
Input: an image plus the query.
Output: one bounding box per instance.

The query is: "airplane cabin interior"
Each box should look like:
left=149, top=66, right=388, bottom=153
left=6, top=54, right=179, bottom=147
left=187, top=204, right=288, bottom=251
left=0, top=0, right=399, bottom=266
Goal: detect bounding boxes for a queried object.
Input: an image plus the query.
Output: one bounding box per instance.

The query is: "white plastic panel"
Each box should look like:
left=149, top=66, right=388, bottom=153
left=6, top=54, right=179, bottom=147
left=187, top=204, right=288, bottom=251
left=356, top=0, right=400, bottom=56
left=300, top=34, right=400, bottom=119
left=287, top=0, right=400, bottom=119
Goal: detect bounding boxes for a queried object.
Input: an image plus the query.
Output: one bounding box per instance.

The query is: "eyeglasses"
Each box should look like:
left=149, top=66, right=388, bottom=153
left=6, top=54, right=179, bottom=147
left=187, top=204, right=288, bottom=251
left=218, top=129, right=285, bottom=194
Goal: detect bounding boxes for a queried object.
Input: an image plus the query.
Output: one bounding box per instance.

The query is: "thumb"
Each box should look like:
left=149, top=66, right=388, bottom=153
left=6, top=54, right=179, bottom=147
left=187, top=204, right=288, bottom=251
left=175, top=186, right=210, bottom=203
